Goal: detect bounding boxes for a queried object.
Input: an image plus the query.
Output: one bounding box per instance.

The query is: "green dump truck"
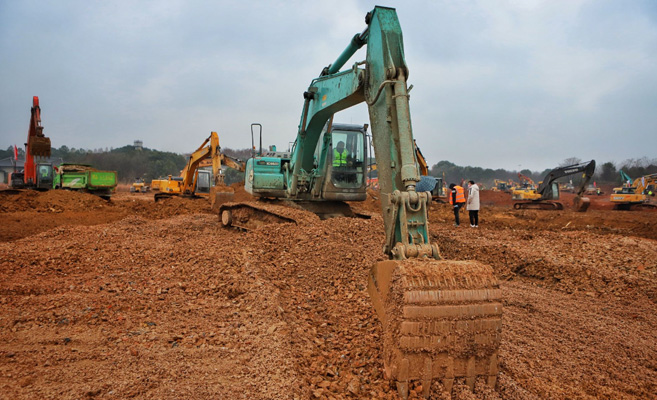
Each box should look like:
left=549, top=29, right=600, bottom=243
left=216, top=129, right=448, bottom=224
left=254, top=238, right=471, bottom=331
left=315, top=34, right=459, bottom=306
left=53, top=163, right=117, bottom=199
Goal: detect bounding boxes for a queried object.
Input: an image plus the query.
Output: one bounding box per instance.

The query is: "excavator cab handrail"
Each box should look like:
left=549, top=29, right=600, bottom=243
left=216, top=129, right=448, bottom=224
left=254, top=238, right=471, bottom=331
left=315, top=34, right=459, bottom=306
left=251, top=123, right=263, bottom=158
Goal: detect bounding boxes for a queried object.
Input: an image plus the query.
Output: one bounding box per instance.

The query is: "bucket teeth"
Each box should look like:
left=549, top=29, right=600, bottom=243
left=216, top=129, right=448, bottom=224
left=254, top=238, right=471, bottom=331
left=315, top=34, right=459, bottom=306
left=368, top=259, right=502, bottom=397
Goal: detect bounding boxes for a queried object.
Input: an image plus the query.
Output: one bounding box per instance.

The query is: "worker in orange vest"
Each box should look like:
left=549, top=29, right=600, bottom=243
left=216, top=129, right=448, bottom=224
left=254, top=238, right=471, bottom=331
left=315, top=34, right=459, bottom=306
left=449, top=183, right=466, bottom=226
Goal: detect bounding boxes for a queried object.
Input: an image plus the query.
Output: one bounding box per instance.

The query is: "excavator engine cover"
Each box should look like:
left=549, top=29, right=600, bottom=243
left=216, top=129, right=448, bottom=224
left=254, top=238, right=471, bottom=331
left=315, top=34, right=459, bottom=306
left=368, top=259, right=502, bottom=397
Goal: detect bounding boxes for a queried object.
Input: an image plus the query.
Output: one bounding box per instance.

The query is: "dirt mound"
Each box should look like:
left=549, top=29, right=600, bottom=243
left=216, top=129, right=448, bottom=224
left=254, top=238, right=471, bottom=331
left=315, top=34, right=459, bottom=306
left=1, top=189, right=657, bottom=399
left=0, top=189, right=109, bottom=213
left=480, top=190, right=514, bottom=207
left=229, top=181, right=255, bottom=203
left=0, top=190, right=217, bottom=242
left=118, top=195, right=214, bottom=218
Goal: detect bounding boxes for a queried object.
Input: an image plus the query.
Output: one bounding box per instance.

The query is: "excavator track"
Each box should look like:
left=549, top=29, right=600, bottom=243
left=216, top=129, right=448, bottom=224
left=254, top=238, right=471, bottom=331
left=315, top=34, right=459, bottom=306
left=218, top=200, right=369, bottom=231
left=218, top=201, right=318, bottom=231
left=513, top=201, right=563, bottom=210
left=628, top=203, right=657, bottom=211
left=369, top=259, right=502, bottom=399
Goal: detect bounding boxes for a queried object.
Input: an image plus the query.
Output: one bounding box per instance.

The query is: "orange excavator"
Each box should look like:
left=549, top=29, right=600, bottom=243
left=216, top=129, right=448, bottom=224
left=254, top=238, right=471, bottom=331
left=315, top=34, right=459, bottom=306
left=517, top=172, right=535, bottom=189
left=10, top=97, right=53, bottom=190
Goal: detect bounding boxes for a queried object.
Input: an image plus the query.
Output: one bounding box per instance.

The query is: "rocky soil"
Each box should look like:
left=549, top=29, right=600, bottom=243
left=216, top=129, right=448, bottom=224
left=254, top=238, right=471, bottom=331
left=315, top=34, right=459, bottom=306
left=1, top=188, right=655, bottom=399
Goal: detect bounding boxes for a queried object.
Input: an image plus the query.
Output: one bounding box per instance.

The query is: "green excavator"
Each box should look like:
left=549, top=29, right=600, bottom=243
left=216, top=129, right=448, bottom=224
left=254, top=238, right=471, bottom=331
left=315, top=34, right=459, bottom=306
left=219, top=7, right=501, bottom=398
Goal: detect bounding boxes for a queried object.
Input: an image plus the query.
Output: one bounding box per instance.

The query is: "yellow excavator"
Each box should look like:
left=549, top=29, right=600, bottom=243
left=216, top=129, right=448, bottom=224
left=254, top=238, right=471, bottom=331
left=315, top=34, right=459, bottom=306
left=153, top=131, right=245, bottom=206
left=130, top=177, right=150, bottom=193
left=219, top=7, right=501, bottom=398
left=512, top=160, right=596, bottom=211
left=610, top=173, right=657, bottom=210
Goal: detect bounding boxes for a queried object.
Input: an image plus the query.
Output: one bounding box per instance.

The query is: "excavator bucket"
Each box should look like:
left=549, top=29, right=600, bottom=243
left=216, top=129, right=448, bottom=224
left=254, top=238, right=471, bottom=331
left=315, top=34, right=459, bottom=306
left=28, top=134, right=51, bottom=157
left=573, top=196, right=591, bottom=212
left=368, top=259, right=502, bottom=398
left=210, top=186, right=235, bottom=212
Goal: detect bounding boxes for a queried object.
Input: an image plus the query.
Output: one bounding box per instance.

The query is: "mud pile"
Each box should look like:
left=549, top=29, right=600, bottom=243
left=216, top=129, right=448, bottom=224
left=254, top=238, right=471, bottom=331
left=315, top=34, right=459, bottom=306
left=0, top=190, right=215, bottom=242
left=0, top=189, right=108, bottom=213
left=1, top=190, right=656, bottom=399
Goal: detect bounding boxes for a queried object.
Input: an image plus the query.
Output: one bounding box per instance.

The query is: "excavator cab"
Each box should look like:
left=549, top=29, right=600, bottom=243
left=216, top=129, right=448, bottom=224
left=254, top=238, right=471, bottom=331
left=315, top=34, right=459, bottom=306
left=195, top=170, right=212, bottom=194
left=547, top=182, right=559, bottom=200
left=36, top=163, right=54, bottom=190
left=326, top=124, right=367, bottom=190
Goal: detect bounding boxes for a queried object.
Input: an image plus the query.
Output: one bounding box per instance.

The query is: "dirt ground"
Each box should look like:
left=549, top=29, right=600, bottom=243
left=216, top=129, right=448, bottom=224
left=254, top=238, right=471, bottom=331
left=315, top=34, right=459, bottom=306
left=1, top=187, right=656, bottom=399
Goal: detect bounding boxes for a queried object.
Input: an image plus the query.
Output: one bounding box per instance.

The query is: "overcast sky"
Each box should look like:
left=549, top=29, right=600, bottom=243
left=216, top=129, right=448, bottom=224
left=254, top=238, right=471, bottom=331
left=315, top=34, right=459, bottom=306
left=1, top=0, right=656, bottom=171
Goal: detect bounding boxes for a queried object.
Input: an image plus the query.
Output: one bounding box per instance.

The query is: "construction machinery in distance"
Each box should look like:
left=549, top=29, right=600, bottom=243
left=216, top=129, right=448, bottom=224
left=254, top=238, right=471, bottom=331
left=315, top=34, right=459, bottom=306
left=219, top=7, right=501, bottom=398
left=620, top=170, right=633, bottom=186
left=414, top=141, right=447, bottom=202
left=492, top=179, right=513, bottom=192
left=130, top=177, right=150, bottom=193
left=153, top=131, right=245, bottom=207
left=512, top=160, right=596, bottom=211
left=610, top=173, right=657, bottom=210
left=53, top=163, right=117, bottom=199
left=10, top=96, right=53, bottom=190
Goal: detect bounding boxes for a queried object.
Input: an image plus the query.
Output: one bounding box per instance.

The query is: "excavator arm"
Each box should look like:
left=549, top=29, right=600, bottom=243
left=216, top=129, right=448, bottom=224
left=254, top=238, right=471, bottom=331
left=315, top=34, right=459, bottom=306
left=292, top=7, right=501, bottom=398
left=619, top=170, right=633, bottom=186
left=22, top=96, right=52, bottom=188
left=536, top=160, right=596, bottom=198
left=180, top=135, right=214, bottom=195
left=517, top=172, right=534, bottom=186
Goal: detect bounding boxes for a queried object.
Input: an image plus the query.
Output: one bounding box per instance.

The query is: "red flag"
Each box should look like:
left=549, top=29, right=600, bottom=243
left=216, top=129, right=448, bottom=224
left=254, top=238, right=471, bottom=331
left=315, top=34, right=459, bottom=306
left=13, top=145, right=18, bottom=160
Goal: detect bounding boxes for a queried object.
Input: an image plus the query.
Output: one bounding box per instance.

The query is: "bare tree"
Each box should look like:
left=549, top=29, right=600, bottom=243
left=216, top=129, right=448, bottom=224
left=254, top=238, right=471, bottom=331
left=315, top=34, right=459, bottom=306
left=560, top=157, right=582, bottom=167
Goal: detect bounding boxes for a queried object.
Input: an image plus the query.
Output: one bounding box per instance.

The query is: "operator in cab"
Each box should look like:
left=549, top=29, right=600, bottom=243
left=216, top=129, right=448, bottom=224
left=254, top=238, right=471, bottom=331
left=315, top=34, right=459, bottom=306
left=333, top=141, right=348, bottom=167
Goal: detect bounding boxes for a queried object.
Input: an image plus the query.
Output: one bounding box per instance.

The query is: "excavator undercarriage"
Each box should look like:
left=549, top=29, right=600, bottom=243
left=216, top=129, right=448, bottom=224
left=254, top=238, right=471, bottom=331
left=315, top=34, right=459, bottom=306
left=219, top=200, right=370, bottom=231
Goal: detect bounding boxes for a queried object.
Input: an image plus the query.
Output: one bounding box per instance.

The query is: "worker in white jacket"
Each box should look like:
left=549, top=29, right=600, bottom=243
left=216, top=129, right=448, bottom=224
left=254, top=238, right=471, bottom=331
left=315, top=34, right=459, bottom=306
left=466, top=180, right=480, bottom=227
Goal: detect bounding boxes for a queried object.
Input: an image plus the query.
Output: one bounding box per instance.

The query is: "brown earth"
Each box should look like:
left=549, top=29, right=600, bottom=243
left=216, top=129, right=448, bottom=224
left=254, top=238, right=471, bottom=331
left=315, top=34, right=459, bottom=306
left=1, top=188, right=656, bottom=399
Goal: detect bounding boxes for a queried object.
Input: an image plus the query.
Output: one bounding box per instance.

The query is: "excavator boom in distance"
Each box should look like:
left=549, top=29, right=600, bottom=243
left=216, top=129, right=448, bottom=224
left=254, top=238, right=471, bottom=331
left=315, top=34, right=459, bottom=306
left=10, top=96, right=54, bottom=190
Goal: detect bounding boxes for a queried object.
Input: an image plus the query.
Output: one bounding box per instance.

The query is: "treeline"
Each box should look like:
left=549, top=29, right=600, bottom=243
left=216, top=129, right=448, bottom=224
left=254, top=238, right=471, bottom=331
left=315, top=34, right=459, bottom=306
left=1, top=145, right=187, bottom=183
left=429, top=157, right=657, bottom=187
left=52, top=146, right=188, bottom=183
left=4, top=145, right=654, bottom=186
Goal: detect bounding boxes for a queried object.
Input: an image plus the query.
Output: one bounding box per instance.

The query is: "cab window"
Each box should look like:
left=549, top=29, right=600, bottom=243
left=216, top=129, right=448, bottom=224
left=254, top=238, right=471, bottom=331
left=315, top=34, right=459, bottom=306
left=331, top=130, right=364, bottom=188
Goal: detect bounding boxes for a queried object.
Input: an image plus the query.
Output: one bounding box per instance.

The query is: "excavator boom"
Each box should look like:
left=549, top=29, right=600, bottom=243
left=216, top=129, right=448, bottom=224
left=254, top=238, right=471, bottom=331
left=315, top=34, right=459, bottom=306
left=14, top=96, right=53, bottom=190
